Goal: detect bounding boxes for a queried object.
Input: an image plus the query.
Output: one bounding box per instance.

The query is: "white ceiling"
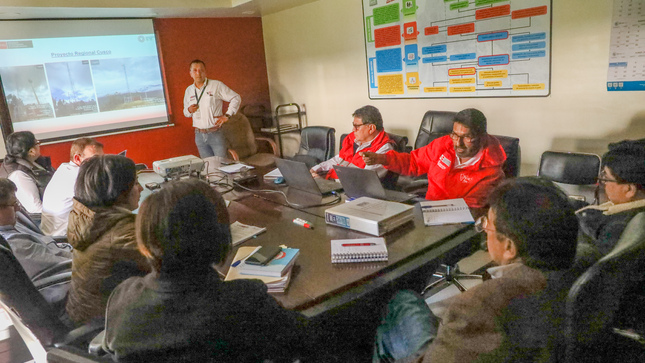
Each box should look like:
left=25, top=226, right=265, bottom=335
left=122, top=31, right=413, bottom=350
left=0, top=0, right=318, bottom=19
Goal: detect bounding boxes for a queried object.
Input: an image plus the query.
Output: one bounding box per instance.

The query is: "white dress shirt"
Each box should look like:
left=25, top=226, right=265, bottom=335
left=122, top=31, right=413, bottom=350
left=40, top=162, right=79, bottom=236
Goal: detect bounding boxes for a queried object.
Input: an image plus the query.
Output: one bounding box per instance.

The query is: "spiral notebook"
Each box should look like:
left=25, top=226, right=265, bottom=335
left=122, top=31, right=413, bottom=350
left=330, top=237, right=388, bottom=264
left=420, top=198, right=475, bottom=226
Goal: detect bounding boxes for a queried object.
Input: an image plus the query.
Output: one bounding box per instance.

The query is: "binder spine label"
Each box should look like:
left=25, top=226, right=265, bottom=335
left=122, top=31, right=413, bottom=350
left=326, top=213, right=350, bottom=228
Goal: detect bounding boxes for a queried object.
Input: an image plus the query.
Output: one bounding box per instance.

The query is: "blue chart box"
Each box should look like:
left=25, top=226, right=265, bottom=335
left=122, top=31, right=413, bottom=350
left=450, top=53, right=477, bottom=61
left=421, top=45, right=447, bottom=55
left=512, top=50, right=546, bottom=60
left=512, top=41, right=546, bottom=51
left=376, top=48, right=403, bottom=72
left=478, top=31, right=508, bottom=42
left=512, top=32, right=546, bottom=42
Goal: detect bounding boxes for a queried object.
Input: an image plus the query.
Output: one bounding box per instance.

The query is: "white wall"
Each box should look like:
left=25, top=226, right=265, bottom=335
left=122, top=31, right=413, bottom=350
left=262, top=0, right=645, bottom=175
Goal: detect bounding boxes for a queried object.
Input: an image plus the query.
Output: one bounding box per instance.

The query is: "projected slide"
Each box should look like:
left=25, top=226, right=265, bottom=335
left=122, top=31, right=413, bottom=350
left=0, top=19, right=170, bottom=141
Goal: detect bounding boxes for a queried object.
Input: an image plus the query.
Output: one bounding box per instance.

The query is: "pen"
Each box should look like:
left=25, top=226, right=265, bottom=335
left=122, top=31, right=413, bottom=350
left=231, top=247, right=260, bottom=267
left=293, top=218, right=314, bottom=229
left=341, top=243, right=376, bottom=247
left=423, top=204, right=454, bottom=208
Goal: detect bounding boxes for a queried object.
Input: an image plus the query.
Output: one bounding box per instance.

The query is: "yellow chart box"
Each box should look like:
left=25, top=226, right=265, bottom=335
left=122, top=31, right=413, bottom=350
left=513, top=83, right=545, bottom=90
left=378, top=74, right=405, bottom=95
left=484, top=81, right=503, bottom=87
left=424, top=87, right=448, bottom=93
left=450, top=86, right=476, bottom=93
left=479, top=70, right=508, bottom=79
left=449, top=67, right=476, bottom=76
left=449, top=78, right=475, bottom=84
left=405, top=72, right=420, bottom=87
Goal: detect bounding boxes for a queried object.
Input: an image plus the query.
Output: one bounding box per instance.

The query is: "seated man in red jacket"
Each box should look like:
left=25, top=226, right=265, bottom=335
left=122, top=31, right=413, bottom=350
left=362, top=108, right=506, bottom=208
left=310, top=105, right=394, bottom=180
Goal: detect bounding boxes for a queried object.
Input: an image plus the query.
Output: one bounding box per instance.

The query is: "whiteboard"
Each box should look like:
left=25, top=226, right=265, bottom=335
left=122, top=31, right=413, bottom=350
left=362, top=0, right=552, bottom=98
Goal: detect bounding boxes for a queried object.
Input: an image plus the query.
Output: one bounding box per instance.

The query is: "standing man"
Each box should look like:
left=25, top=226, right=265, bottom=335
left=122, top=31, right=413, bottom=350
left=362, top=108, right=506, bottom=208
left=40, top=138, right=103, bottom=237
left=183, top=59, right=241, bottom=158
left=309, top=105, right=394, bottom=180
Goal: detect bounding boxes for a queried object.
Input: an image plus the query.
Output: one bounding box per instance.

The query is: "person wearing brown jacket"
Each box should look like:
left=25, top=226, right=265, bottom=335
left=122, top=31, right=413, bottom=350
left=65, top=155, right=149, bottom=326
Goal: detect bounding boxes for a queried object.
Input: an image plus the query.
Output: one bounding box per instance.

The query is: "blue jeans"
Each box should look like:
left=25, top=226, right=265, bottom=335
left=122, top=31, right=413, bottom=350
left=373, top=290, right=438, bottom=362
left=195, top=130, right=227, bottom=158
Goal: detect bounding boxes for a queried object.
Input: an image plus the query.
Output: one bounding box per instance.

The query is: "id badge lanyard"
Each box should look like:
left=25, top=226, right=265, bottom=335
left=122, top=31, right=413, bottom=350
left=193, top=79, right=208, bottom=120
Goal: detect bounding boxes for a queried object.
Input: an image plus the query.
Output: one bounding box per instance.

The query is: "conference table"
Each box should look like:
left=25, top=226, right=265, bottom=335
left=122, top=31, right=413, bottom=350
left=136, top=156, right=480, bottom=360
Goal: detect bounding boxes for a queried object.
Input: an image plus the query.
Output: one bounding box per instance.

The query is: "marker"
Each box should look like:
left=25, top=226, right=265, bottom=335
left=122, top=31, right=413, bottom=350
left=342, top=243, right=376, bottom=247
left=293, top=218, right=314, bottom=229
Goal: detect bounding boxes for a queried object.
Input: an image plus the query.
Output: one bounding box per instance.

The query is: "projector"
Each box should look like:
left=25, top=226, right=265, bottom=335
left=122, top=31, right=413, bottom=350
left=152, top=155, right=205, bottom=179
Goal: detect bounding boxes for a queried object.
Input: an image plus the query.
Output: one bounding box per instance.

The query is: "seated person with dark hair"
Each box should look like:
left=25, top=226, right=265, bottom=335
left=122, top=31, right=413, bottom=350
left=0, top=178, right=71, bottom=280
left=362, top=108, right=506, bottom=208
left=66, top=155, right=149, bottom=326
left=103, top=179, right=312, bottom=362
left=0, top=131, right=55, bottom=217
left=577, top=138, right=645, bottom=256
left=310, top=105, right=394, bottom=180
left=374, top=177, right=580, bottom=362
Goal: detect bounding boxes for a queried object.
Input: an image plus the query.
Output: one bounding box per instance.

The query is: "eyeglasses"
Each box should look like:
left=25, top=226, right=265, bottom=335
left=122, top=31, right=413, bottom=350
left=450, top=132, right=477, bottom=143
left=352, top=123, right=367, bottom=130
left=0, top=200, right=21, bottom=209
left=474, top=215, right=494, bottom=233
left=597, top=177, right=620, bottom=184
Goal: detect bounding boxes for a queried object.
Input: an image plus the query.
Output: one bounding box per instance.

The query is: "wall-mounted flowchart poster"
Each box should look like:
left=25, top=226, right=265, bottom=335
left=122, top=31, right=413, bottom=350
left=607, top=0, right=645, bottom=92
left=362, top=0, right=552, bottom=98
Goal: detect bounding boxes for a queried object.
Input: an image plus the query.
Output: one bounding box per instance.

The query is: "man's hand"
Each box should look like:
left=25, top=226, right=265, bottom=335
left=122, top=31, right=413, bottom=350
left=188, top=104, right=199, bottom=114
left=214, top=115, right=229, bottom=128
left=361, top=152, right=388, bottom=166
left=310, top=168, right=321, bottom=179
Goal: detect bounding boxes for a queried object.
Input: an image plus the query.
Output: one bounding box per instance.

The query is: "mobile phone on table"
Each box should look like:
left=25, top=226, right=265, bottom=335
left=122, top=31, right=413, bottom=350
left=245, top=246, right=282, bottom=265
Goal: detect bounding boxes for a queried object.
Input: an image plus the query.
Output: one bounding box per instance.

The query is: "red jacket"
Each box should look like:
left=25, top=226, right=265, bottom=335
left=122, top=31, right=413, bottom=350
left=325, top=130, right=393, bottom=180
left=385, top=135, right=506, bottom=208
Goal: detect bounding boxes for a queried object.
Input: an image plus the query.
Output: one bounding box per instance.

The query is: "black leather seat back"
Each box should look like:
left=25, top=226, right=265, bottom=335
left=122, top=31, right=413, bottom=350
left=0, top=236, right=68, bottom=347
left=414, top=110, right=457, bottom=149
left=565, top=212, right=645, bottom=362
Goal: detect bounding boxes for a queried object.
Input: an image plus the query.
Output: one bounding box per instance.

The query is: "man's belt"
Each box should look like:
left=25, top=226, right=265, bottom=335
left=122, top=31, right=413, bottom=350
left=195, top=126, right=220, bottom=133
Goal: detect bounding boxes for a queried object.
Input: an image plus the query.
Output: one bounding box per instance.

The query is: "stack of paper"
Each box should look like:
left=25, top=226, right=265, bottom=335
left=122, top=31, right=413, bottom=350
left=239, top=247, right=299, bottom=277
left=420, top=198, right=475, bottom=226
left=230, top=221, right=267, bottom=246
left=224, top=246, right=296, bottom=293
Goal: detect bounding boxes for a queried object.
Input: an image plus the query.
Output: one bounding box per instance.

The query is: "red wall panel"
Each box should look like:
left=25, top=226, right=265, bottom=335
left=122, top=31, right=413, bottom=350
left=40, top=17, right=271, bottom=168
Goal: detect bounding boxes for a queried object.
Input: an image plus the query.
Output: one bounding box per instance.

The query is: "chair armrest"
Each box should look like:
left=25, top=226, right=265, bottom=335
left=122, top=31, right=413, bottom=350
left=31, top=259, right=72, bottom=283
left=402, top=178, right=429, bottom=196
left=227, top=149, right=240, bottom=161
left=33, top=271, right=72, bottom=290
left=255, top=137, right=279, bottom=156
left=54, top=319, right=105, bottom=348
left=88, top=330, right=107, bottom=356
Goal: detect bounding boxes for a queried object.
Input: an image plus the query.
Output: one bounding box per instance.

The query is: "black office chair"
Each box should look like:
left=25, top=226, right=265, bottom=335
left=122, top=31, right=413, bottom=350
left=565, top=212, right=645, bottom=363
left=0, top=236, right=103, bottom=362
left=290, top=126, right=336, bottom=168
left=339, top=132, right=408, bottom=190
left=537, top=151, right=601, bottom=206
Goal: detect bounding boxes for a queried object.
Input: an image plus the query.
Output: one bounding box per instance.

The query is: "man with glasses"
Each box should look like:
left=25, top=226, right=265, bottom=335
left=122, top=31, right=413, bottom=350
left=577, top=138, right=645, bottom=255
left=362, top=108, right=506, bottom=209
left=374, top=177, right=580, bottom=362
left=0, top=178, right=72, bottom=279
left=40, top=138, right=104, bottom=237
left=309, top=105, right=394, bottom=180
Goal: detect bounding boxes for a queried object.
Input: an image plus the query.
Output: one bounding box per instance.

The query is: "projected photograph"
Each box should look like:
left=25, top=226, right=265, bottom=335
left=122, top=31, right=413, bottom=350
left=45, top=60, right=99, bottom=117
left=91, top=56, right=165, bottom=112
left=0, top=65, right=55, bottom=122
